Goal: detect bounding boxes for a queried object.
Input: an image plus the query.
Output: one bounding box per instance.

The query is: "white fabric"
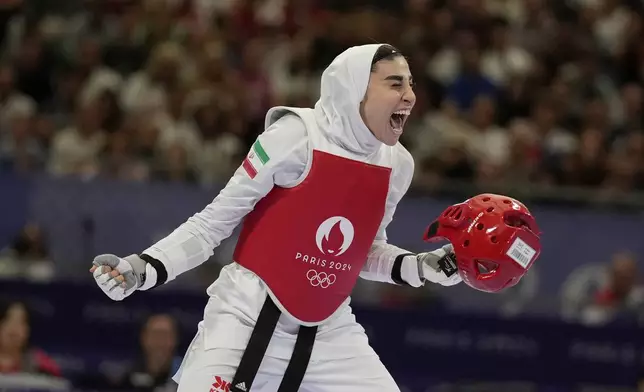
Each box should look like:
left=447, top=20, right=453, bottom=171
left=175, top=324, right=399, bottom=391
left=173, top=264, right=400, bottom=392
left=399, top=255, right=424, bottom=287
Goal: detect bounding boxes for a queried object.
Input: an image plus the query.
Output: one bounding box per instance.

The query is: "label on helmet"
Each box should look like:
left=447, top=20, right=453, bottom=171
left=438, top=253, right=458, bottom=277
left=506, top=237, right=536, bottom=268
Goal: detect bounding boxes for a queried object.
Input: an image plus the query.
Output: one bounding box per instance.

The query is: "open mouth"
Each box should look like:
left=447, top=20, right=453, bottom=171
left=389, top=109, right=410, bottom=135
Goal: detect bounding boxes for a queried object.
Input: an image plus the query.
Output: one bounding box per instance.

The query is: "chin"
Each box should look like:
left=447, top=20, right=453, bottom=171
left=380, top=128, right=402, bottom=146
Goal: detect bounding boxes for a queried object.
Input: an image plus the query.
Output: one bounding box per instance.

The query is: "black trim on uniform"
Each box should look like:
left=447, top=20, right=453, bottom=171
left=139, top=254, right=168, bottom=288
left=392, top=253, right=416, bottom=285
left=231, top=297, right=281, bottom=392
left=231, top=297, right=316, bottom=392
left=278, top=325, right=317, bottom=392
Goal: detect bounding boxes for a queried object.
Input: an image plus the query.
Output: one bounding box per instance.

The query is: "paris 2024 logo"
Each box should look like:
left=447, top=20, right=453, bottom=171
left=315, top=216, right=354, bottom=256
left=295, top=216, right=356, bottom=288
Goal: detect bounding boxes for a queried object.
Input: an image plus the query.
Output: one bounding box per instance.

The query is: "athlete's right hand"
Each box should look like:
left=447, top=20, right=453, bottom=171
left=90, top=254, right=143, bottom=301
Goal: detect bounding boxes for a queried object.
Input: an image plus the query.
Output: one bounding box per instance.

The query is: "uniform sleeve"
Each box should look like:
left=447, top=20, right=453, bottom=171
left=139, top=115, right=308, bottom=287
left=359, top=146, right=425, bottom=287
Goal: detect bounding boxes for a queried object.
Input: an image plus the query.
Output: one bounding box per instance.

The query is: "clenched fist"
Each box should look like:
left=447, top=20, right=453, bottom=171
left=90, top=254, right=145, bottom=301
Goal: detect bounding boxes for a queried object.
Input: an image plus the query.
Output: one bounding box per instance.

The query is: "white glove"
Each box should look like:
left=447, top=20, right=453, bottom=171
left=90, top=254, right=147, bottom=301
left=417, top=244, right=462, bottom=286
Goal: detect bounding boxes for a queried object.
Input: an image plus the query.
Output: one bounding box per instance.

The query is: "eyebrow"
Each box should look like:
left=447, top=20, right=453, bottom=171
left=384, top=75, right=413, bottom=83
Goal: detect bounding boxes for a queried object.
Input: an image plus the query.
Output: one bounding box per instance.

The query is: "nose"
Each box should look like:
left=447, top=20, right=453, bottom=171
left=403, top=87, right=416, bottom=106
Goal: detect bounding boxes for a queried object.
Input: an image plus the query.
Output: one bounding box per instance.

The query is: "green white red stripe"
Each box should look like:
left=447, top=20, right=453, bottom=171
left=242, top=140, right=270, bottom=178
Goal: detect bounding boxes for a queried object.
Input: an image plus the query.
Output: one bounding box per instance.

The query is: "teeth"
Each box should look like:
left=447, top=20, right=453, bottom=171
left=391, top=109, right=410, bottom=134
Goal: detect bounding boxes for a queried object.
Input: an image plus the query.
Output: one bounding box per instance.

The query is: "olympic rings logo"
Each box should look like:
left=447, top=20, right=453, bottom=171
left=306, top=269, right=336, bottom=288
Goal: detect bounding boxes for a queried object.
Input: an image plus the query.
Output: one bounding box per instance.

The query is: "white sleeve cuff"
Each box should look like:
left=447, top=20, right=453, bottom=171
left=138, top=262, right=158, bottom=291
left=400, top=255, right=424, bottom=288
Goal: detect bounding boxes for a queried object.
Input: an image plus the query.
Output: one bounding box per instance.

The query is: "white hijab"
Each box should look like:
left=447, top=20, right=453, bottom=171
left=313, top=44, right=384, bottom=156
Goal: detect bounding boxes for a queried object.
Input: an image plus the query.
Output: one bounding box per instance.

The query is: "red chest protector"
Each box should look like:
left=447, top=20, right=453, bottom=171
left=234, top=149, right=391, bottom=324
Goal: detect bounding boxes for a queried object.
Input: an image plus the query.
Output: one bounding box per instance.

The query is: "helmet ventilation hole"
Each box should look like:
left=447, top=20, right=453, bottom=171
left=504, top=215, right=528, bottom=228
left=476, top=260, right=499, bottom=274
left=446, top=206, right=463, bottom=220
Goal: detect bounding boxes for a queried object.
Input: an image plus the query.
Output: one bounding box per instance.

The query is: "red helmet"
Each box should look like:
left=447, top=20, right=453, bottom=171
left=424, top=193, right=542, bottom=293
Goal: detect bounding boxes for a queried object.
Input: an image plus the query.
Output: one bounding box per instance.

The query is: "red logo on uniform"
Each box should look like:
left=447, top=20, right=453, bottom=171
left=315, top=216, right=354, bottom=256
left=211, top=376, right=230, bottom=392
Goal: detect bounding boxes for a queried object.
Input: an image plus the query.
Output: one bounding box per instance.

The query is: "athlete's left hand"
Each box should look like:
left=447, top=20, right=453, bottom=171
left=417, top=244, right=462, bottom=286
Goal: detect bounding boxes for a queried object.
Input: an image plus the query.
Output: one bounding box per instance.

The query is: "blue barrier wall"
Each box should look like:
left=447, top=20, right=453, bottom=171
left=2, top=173, right=643, bottom=316
left=0, top=174, right=31, bottom=248
left=0, top=280, right=640, bottom=391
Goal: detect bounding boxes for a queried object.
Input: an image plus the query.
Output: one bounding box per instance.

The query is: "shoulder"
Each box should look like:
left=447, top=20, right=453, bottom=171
left=257, top=113, right=308, bottom=155
left=265, top=113, right=307, bottom=137
left=242, top=113, right=310, bottom=182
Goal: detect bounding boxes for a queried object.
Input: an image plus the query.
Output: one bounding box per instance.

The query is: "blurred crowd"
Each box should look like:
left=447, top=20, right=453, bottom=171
left=0, top=0, right=642, bottom=193
left=0, top=298, right=182, bottom=392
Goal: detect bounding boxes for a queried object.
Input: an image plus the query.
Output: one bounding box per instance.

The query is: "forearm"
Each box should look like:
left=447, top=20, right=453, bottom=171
left=139, top=219, right=221, bottom=285
left=359, top=241, right=424, bottom=287
left=139, top=167, right=267, bottom=286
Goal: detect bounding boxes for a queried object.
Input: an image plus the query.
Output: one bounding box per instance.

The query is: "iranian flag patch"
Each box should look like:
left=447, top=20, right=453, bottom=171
left=242, top=140, right=270, bottom=179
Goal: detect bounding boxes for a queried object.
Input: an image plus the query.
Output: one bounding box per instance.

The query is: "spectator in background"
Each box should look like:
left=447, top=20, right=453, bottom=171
left=0, top=0, right=22, bottom=50
left=75, top=36, right=123, bottom=108
left=194, top=100, right=246, bottom=185
left=0, top=106, right=45, bottom=173
left=120, top=41, right=184, bottom=116
left=561, top=251, right=644, bottom=326
left=0, top=299, right=60, bottom=377
left=11, top=30, right=58, bottom=107
left=0, top=63, right=36, bottom=134
left=0, top=62, right=39, bottom=174
left=113, top=313, right=181, bottom=392
left=445, top=30, right=498, bottom=111
left=0, top=223, right=54, bottom=282
left=48, top=99, right=106, bottom=177
left=480, top=17, right=534, bottom=87
left=152, top=143, right=198, bottom=184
